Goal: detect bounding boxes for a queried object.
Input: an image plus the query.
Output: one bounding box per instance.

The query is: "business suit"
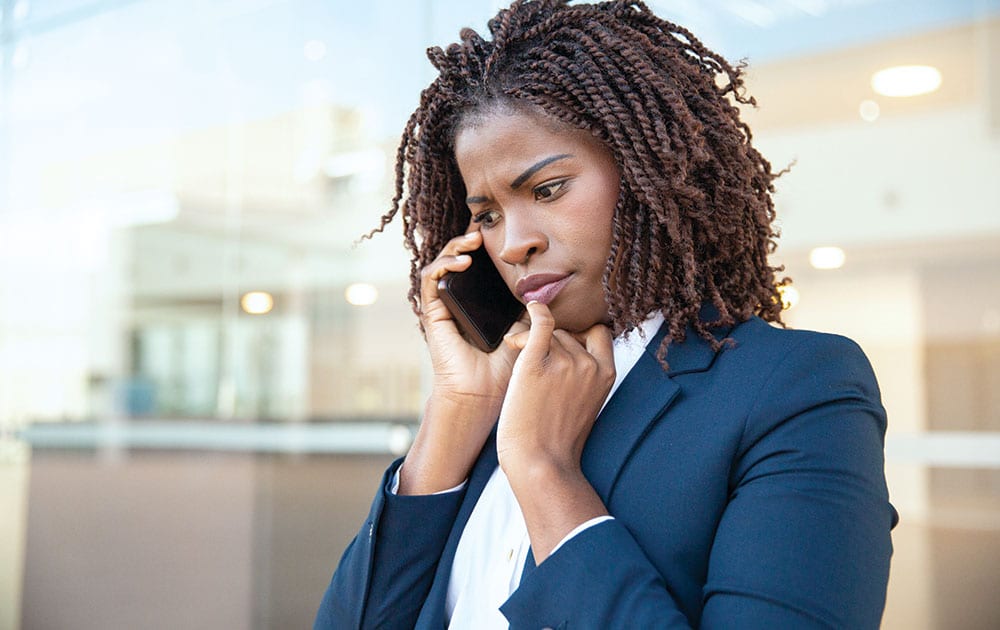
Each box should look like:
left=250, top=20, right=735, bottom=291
left=315, top=315, right=896, bottom=629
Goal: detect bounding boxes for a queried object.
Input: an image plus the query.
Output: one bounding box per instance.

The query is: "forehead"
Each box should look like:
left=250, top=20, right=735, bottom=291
left=453, top=109, right=607, bottom=171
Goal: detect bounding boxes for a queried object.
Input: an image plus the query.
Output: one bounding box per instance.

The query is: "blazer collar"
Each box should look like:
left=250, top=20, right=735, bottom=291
left=582, top=314, right=730, bottom=503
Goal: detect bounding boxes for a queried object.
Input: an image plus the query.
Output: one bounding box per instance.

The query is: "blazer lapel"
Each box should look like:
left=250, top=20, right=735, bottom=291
left=581, top=319, right=725, bottom=504
left=416, top=428, right=499, bottom=627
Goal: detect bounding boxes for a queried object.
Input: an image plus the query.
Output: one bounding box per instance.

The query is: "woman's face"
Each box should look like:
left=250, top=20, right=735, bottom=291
left=453, top=109, right=620, bottom=333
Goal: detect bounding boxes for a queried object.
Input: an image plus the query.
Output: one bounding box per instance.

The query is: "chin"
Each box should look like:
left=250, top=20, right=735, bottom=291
left=551, top=310, right=609, bottom=334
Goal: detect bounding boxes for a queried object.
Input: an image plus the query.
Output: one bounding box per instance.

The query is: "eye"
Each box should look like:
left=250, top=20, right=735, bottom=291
left=533, top=179, right=567, bottom=201
left=471, top=210, right=502, bottom=228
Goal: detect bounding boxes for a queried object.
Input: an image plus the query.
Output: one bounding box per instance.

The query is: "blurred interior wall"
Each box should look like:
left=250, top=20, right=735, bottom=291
left=19, top=451, right=395, bottom=630
left=0, top=443, right=29, bottom=630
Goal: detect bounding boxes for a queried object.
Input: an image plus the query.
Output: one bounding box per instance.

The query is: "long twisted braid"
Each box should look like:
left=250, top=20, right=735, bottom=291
left=366, top=0, right=788, bottom=363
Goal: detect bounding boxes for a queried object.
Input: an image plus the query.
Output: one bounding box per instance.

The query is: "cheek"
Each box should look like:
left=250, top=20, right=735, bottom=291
left=582, top=174, right=619, bottom=245
left=599, top=181, right=620, bottom=226
left=482, top=239, right=501, bottom=267
left=584, top=200, right=616, bottom=254
left=596, top=193, right=618, bottom=251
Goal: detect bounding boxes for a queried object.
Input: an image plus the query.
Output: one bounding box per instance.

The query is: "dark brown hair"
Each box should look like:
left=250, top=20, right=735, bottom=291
left=368, top=0, right=788, bottom=361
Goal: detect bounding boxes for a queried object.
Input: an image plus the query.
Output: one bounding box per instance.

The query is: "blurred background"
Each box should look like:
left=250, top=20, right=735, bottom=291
left=1, top=0, right=998, bottom=628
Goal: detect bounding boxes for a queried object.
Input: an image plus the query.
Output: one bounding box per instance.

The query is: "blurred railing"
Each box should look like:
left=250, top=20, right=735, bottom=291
left=15, top=419, right=417, bottom=455
left=11, top=421, right=1000, bottom=466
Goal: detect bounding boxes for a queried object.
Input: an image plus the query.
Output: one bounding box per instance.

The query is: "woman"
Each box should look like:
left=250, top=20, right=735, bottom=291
left=316, top=1, right=895, bottom=627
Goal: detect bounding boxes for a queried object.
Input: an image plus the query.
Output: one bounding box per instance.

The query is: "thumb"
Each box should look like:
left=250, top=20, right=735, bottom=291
left=503, top=329, right=530, bottom=351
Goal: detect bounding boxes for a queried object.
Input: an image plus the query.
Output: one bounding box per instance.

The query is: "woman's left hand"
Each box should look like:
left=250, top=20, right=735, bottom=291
left=497, top=301, right=616, bottom=561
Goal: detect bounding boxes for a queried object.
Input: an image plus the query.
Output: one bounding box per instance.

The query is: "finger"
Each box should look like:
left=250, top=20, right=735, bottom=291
left=442, top=230, right=482, bottom=256
left=552, top=329, right=585, bottom=355
left=419, top=253, right=473, bottom=309
left=508, top=316, right=529, bottom=336
left=501, top=317, right=531, bottom=353
left=418, top=232, right=484, bottom=305
left=521, top=301, right=555, bottom=361
left=503, top=329, right=530, bottom=351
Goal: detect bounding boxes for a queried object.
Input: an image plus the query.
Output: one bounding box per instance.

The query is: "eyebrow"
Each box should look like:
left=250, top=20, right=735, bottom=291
left=465, top=153, right=573, bottom=205
left=510, top=153, right=572, bottom=189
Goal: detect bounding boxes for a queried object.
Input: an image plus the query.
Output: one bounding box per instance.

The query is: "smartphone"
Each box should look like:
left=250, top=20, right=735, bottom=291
left=437, top=245, right=525, bottom=352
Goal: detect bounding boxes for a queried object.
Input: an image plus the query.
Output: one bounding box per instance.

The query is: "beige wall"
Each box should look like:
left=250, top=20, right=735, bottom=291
left=19, top=450, right=393, bottom=630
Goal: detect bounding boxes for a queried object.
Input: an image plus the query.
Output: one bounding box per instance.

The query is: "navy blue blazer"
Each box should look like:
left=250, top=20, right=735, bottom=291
left=316, top=316, right=896, bottom=629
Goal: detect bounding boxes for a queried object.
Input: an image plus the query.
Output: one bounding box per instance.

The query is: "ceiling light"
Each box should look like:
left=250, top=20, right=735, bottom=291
left=345, top=283, right=378, bottom=306
left=871, top=65, right=941, bottom=97
left=241, top=291, right=274, bottom=315
left=809, top=246, right=845, bottom=270
left=777, top=284, right=800, bottom=310
left=859, top=100, right=880, bottom=122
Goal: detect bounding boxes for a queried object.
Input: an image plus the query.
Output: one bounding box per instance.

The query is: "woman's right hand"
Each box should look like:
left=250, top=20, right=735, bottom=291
left=397, top=229, right=526, bottom=495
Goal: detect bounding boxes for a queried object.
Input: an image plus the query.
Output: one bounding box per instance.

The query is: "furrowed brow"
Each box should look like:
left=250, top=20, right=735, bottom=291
left=465, top=153, right=573, bottom=204
left=510, top=154, right=572, bottom=190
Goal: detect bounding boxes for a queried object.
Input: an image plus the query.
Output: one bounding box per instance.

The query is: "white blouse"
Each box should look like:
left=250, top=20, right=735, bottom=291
left=445, top=313, right=664, bottom=628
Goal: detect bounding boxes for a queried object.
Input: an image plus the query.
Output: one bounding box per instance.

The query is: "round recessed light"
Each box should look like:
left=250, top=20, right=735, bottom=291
left=777, top=284, right=800, bottom=310
left=859, top=99, right=880, bottom=122
left=809, top=246, right=846, bottom=270
left=241, top=291, right=274, bottom=315
left=345, top=283, right=378, bottom=306
left=871, top=65, right=941, bottom=97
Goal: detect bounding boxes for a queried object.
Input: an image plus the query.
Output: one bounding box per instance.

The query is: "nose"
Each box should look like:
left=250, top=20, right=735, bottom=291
left=498, top=212, right=548, bottom=266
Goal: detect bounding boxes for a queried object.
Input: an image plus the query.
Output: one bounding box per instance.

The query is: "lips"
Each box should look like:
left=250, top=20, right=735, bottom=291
left=515, top=273, right=572, bottom=305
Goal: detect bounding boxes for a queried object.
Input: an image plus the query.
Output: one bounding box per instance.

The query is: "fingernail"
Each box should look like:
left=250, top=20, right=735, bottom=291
left=527, top=300, right=538, bottom=306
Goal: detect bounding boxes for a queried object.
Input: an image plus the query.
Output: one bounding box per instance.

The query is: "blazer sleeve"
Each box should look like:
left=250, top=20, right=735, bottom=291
left=501, top=333, right=895, bottom=629
left=702, top=333, right=894, bottom=628
left=314, top=458, right=465, bottom=630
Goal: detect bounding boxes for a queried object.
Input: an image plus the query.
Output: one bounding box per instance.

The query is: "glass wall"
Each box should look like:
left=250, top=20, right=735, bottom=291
left=0, top=0, right=465, bottom=426
left=1, top=1, right=998, bottom=628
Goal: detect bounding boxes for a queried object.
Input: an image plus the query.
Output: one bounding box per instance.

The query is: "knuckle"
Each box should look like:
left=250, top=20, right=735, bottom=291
left=602, top=370, right=615, bottom=387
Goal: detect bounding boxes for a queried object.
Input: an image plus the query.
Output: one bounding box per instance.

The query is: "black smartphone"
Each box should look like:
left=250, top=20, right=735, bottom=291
left=437, top=245, right=525, bottom=352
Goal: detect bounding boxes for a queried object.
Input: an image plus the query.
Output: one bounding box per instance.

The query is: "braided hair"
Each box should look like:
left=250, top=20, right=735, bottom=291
left=367, top=0, right=788, bottom=363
